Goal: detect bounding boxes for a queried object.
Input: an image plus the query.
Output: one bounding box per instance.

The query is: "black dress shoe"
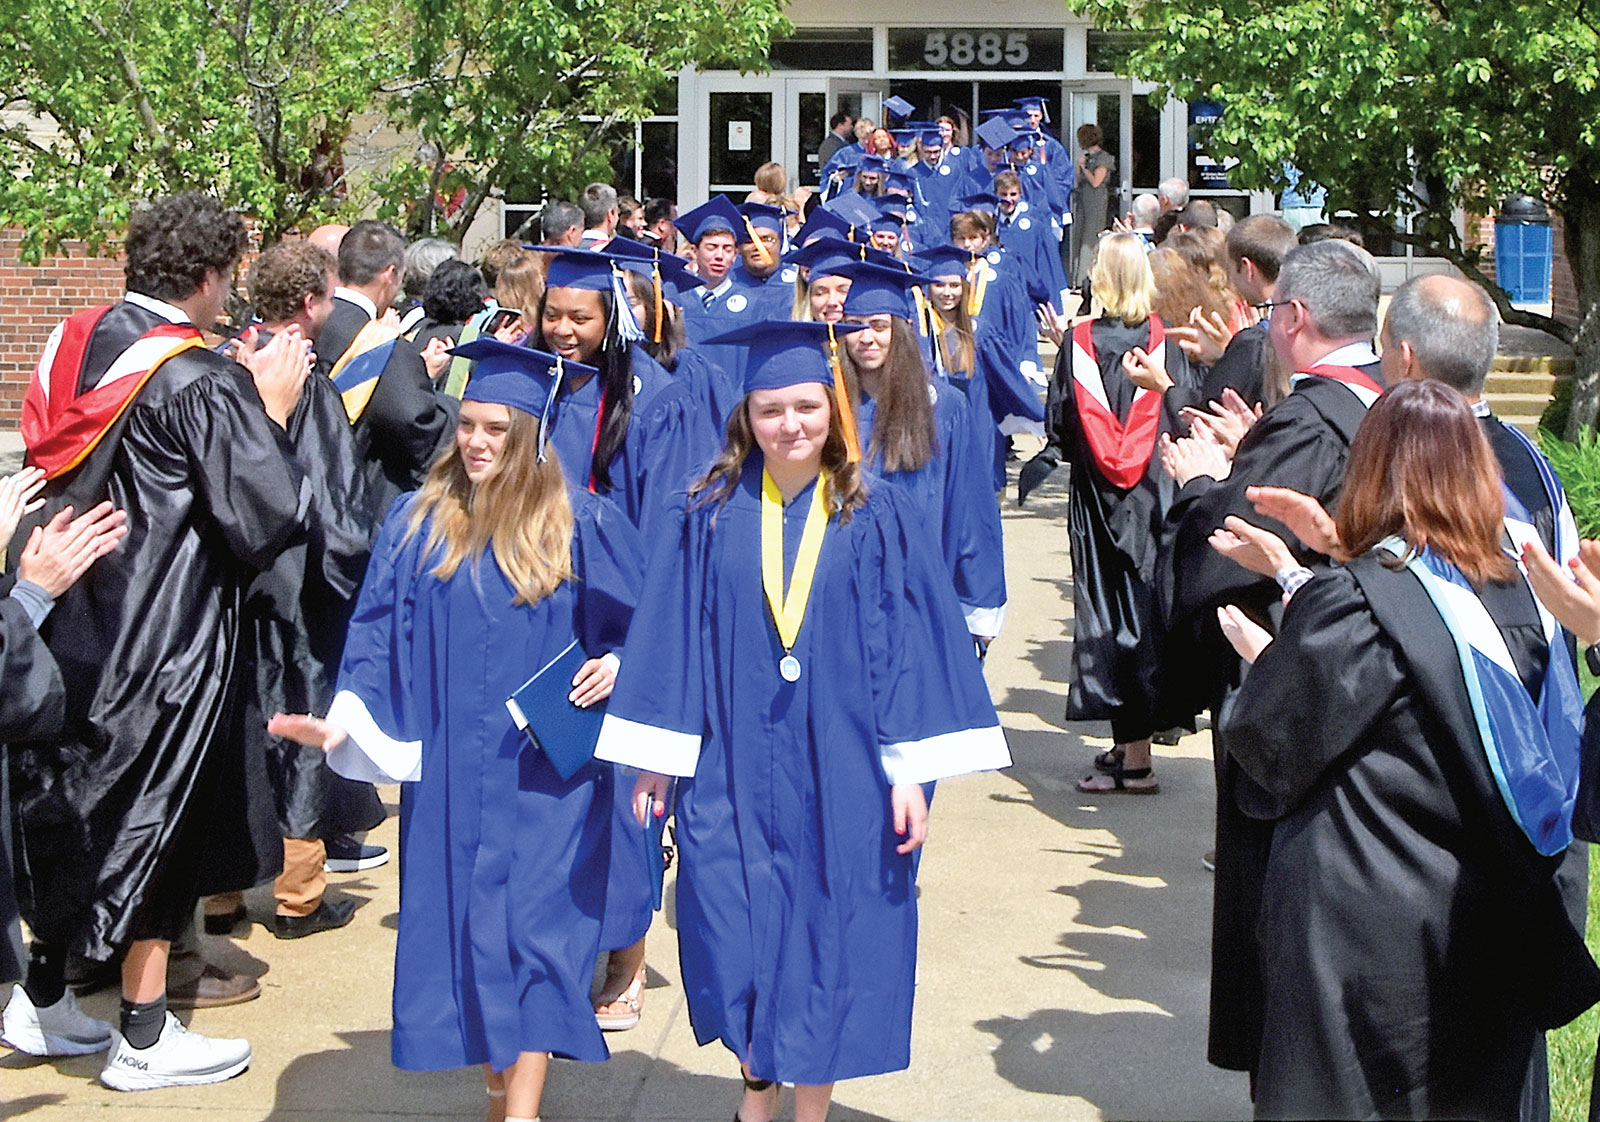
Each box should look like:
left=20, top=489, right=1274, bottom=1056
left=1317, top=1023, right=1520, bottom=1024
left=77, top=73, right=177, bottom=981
left=273, top=897, right=357, bottom=940
left=203, top=904, right=248, bottom=935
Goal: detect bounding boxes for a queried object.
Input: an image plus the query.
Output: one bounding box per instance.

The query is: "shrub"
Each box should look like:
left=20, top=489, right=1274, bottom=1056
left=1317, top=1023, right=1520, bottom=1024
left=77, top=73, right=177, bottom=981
left=1539, top=427, right=1600, bottom=538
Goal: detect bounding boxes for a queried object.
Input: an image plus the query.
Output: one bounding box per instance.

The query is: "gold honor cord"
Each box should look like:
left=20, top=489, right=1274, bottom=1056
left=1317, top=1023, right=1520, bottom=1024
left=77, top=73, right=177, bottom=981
left=761, top=468, right=830, bottom=681
left=911, top=285, right=930, bottom=336
left=825, top=325, right=862, bottom=463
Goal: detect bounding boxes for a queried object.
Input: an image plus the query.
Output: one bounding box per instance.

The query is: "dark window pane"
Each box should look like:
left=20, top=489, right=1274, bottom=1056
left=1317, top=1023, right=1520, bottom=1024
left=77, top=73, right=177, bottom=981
left=709, top=91, right=772, bottom=189
left=888, top=28, right=1064, bottom=72
left=641, top=121, right=679, bottom=202
left=771, top=28, right=873, bottom=71
left=975, top=81, right=1060, bottom=134
left=797, top=92, right=827, bottom=186
left=1132, top=92, right=1161, bottom=189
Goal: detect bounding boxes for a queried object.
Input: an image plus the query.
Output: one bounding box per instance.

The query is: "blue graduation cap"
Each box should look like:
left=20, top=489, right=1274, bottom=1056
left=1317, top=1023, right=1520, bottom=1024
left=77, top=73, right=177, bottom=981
left=676, top=195, right=750, bottom=245
left=450, top=338, right=601, bottom=461
left=975, top=116, right=1021, bottom=151
left=857, top=155, right=893, bottom=176
left=530, top=246, right=647, bottom=341
left=891, top=129, right=918, bottom=148
left=883, top=169, right=916, bottom=195
left=794, top=207, right=851, bottom=246
left=871, top=197, right=908, bottom=233
left=702, top=320, right=870, bottom=460
left=1008, top=131, right=1038, bottom=152
left=785, top=236, right=861, bottom=280
left=837, top=261, right=931, bottom=319
left=830, top=150, right=863, bottom=175
left=883, top=95, right=916, bottom=119
left=1013, top=96, right=1051, bottom=124
left=919, top=129, right=944, bottom=149
left=739, top=201, right=786, bottom=236
left=955, top=192, right=1000, bottom=215
left=826, top=191, right=882, bottom=234
left=921, top=244, right=975, bottom=280
left=604, top=238, right=704, bottom=333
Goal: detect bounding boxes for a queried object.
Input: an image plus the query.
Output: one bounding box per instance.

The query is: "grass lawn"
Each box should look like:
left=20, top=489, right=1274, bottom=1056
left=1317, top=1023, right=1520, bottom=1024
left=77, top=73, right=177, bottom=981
left=1552, top=662, right=1600, bottom=1121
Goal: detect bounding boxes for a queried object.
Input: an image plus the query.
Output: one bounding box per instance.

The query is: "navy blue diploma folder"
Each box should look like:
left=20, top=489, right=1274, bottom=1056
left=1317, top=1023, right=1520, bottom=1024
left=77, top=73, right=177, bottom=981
left=505, top=640, right=604, bottom=780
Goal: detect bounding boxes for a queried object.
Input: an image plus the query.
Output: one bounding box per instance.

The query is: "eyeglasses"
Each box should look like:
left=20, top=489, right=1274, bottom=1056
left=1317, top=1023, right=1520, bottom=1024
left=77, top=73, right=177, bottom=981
left=1253, top=300, right=1292, bottom=314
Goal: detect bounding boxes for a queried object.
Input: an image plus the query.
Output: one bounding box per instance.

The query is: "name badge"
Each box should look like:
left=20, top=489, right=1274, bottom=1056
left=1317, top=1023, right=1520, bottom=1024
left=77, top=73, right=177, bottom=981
left=726, top=294, right=748, bottom=313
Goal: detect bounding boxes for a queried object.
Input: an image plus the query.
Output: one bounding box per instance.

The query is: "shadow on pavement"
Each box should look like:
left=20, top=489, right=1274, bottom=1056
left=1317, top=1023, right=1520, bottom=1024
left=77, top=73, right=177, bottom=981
left=0, top=1092, right=66, bottom=1117
left=263, top=1030, right=896, bottom=1121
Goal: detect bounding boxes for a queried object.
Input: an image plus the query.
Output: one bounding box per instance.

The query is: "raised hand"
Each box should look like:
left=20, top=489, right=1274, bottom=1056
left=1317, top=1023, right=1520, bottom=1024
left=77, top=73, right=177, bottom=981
left=420, top=336, right=452, bottom=381
left=1217, top=604, right=1273, bottom=664
left=1158, top=432, right=1230, bottom=485
left=1522, top=540, right=1600, bottom=646
left=1247, top=485, right=1341, bottom=555
left=1122, top=345, right=1174, bottom=393
left=15, top=501, right=128, bottom=597
left=1167, top=307, right=1234, bottom=365
left=0, top=466, right=48, bottom=546
left=241, top=324, right=312, bottom=428
left=1209, top=516, right=1297, bottom=578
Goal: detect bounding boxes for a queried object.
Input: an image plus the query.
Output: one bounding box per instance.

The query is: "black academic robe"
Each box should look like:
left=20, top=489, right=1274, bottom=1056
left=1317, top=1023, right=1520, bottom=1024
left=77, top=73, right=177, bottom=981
left=8, top=346, right=309, bottom=961
left=317, top=296, right=459, bottom=520
left=0, top=597, right=69, bottom=983
left=1049, top=317, right=1192, bottom=738
left=1165, top=322, right=1271, bottom=415
left=1160, top=366, right=1377, bottom=1074
left=1224, top=560, right=1600, bottom=1121
left=199, top=367, right=384, bottom=895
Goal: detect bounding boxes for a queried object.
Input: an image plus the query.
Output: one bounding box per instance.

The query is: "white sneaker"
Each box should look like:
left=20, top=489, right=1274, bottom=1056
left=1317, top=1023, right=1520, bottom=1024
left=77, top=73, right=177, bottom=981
left=100, top=1012, right=250, bottom=1091
left=1, top=984, right=113, bottom=1056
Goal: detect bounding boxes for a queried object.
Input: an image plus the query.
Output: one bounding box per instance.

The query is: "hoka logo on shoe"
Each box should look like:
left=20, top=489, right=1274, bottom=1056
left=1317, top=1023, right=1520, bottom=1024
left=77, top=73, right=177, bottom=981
left=118, top=1055, right=149, bottom=1070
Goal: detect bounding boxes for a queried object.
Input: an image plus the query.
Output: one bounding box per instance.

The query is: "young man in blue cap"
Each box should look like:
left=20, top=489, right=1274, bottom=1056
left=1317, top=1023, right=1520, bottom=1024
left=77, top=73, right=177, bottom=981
left=728, top=202, right=797, bottom=317
left=994, top=169, right=1072, bottom=314
left=911, top=128, right=961, bottom=243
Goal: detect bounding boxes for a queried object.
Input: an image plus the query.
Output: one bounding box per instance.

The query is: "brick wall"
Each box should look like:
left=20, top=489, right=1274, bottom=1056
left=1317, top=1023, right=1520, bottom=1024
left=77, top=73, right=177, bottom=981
left=0, top=231, right=126, bottom=425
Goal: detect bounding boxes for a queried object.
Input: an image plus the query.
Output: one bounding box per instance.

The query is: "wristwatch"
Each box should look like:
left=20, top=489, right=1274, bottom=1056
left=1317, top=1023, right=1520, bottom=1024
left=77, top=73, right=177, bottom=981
left=1585, top=642, right=1600, bottom=679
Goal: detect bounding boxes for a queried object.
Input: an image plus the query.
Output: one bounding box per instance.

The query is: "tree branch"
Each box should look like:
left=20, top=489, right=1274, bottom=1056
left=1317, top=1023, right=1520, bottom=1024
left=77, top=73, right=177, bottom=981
left=83, top=11, right=180, bottom=180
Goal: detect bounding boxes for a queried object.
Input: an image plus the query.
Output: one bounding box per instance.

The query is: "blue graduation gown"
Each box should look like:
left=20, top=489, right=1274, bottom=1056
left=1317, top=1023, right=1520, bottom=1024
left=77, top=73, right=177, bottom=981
left=680, top=281, right=770, bottom=388
left=928, top=330, right=997, bottom=486
left=858, top=384, right=1007, bottom=637
left=669, top=344, right=740, bottom=435
left=325, top=488, right=644, bottom=1073
left=594, top=465, right=1010, bottom=1084
left=546, top=349, right=718, bottom=950
left=998, top=202, right=1070, bottom=314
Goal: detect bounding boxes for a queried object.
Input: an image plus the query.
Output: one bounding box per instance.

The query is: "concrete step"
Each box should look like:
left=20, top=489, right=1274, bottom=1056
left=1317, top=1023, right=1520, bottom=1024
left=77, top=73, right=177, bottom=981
left=1484, top=370, right=1566, bottom=396
left=1487, top=392, right=1560, bottom=415
left=1491, top=354, right=1575, bottom=376
left=1502, top=415, right=1546, bottom=437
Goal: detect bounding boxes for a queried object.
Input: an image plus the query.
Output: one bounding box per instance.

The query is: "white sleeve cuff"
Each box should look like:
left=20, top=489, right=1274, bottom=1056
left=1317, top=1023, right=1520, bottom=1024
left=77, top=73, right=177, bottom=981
left=325, top=689, right=422, bottom=783
left=880, top=724, right=1012, bottom=786
left=594, top=713, right=702, bottom=777
left=963, top=603, right=1006, bottom=638
left=600, top=652, right=621, bottom=675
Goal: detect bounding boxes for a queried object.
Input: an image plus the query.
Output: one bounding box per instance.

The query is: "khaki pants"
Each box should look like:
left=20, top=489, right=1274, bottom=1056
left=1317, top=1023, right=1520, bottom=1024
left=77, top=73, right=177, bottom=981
left=205, top=838, right=327, bottom=919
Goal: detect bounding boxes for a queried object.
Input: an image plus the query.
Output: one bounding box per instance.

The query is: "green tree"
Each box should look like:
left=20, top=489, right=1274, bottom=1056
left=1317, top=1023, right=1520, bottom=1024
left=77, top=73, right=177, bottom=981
left=378, top=0, right=789, bottom=241
left=0, top=0, right=394, bottom=258
left=1067, top=0, right=1600, bottom=437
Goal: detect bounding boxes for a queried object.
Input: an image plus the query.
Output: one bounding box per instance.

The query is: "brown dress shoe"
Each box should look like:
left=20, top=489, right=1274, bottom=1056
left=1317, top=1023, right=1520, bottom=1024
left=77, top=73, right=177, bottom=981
left=166, top=963, right=261, bottom=1009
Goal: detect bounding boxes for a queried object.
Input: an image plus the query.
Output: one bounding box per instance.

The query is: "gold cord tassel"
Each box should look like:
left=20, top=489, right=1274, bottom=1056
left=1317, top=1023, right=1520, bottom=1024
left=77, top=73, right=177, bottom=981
left=742, top=216, right=774, bottom=268
left=827, top=323, right=861, bottom=463
left=652, top=263, right=663, bottom=344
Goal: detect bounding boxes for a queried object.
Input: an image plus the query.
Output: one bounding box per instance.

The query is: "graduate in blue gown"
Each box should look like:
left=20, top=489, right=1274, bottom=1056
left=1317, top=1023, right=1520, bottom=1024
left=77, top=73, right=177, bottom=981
left=676, top=196, right=769, bottom=382
left=833, top=262, right=1008, bottom=643
left=269, top=343, right=644, bottom=1122
left=522, top=245, right=720, bottom=1030
left=594, top=321, right=1010, bottom=1122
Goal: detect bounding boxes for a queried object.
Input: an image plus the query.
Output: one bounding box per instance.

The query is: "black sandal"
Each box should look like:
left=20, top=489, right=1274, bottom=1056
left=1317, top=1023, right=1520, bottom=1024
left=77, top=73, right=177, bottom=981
left=1076, top=762, right=1161, bottom=795
left=733, top=1073, right=776, bottom=1122
left=1092, top=746, right=1125, bottom=773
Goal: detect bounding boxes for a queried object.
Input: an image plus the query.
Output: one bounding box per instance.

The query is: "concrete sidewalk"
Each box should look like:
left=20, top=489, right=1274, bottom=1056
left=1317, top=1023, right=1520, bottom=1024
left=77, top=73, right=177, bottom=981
left=0, top=462, right=1251, bottom=1121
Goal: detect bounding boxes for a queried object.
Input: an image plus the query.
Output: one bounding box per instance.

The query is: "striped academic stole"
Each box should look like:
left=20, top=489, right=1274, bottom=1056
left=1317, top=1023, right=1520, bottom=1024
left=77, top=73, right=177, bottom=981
left=1069, top=316, right=1165, bottom=490
left=1300, top=362, right=1383, bottom=406
left=1498, top=419, right=1580, bottom=569
left=22, top=306, right=205, bottom=479
left=329, top=320, right=402, bottom=423
left=1382, top=536, right=1583, bottom=856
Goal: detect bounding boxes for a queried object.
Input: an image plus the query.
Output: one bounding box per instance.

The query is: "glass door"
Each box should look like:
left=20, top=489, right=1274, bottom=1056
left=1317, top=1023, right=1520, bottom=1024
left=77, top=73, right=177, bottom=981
left=705, top=80, right=776, bottom=195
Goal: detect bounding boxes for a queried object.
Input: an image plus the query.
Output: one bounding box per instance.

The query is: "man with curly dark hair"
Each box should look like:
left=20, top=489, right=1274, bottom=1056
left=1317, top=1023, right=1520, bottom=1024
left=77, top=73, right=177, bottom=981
left=5, top=192, right=313, bottom=1091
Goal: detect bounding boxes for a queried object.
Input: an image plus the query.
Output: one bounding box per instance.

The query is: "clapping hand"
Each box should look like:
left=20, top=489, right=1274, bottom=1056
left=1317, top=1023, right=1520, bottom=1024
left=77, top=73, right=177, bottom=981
left=15, top=501, right=129, bottom=597
left=0, top=466, right=47, bottom=546
left=1159, top=431, right=1230, bottom=486
left=1217, top=605, right=1273, bottom=664
left=1522, top=539, right=1600, bottom=646
left=1167, top=307, right=1234, bottom=366
left=1037, top=303, right=1066, bottom=347
left=1209, top=516, right=1297, bottom=578
left=240, top=324, right=312, bottom=428
left=1123, top=346, right=1174, bottom=393
left=1180, top=389, right=1261, bottom=458
left=1247, top=485, right=1341, bottom=555
left=420, top=336, right=452, bottom=382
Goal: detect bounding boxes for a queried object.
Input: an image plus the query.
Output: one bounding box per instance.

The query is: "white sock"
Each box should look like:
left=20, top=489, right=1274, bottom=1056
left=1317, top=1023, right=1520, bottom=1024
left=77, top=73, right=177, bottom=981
left=505, top=1116, right=539, bottom=1122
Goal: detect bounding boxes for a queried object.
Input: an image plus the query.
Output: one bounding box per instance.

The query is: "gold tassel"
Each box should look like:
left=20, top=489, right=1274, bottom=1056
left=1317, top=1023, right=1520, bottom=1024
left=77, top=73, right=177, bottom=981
left=652, top=263, right=663, bottom=344
left=827, top=323, right=861, bottom=463
left=742, top=216, right=774, bottom=268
